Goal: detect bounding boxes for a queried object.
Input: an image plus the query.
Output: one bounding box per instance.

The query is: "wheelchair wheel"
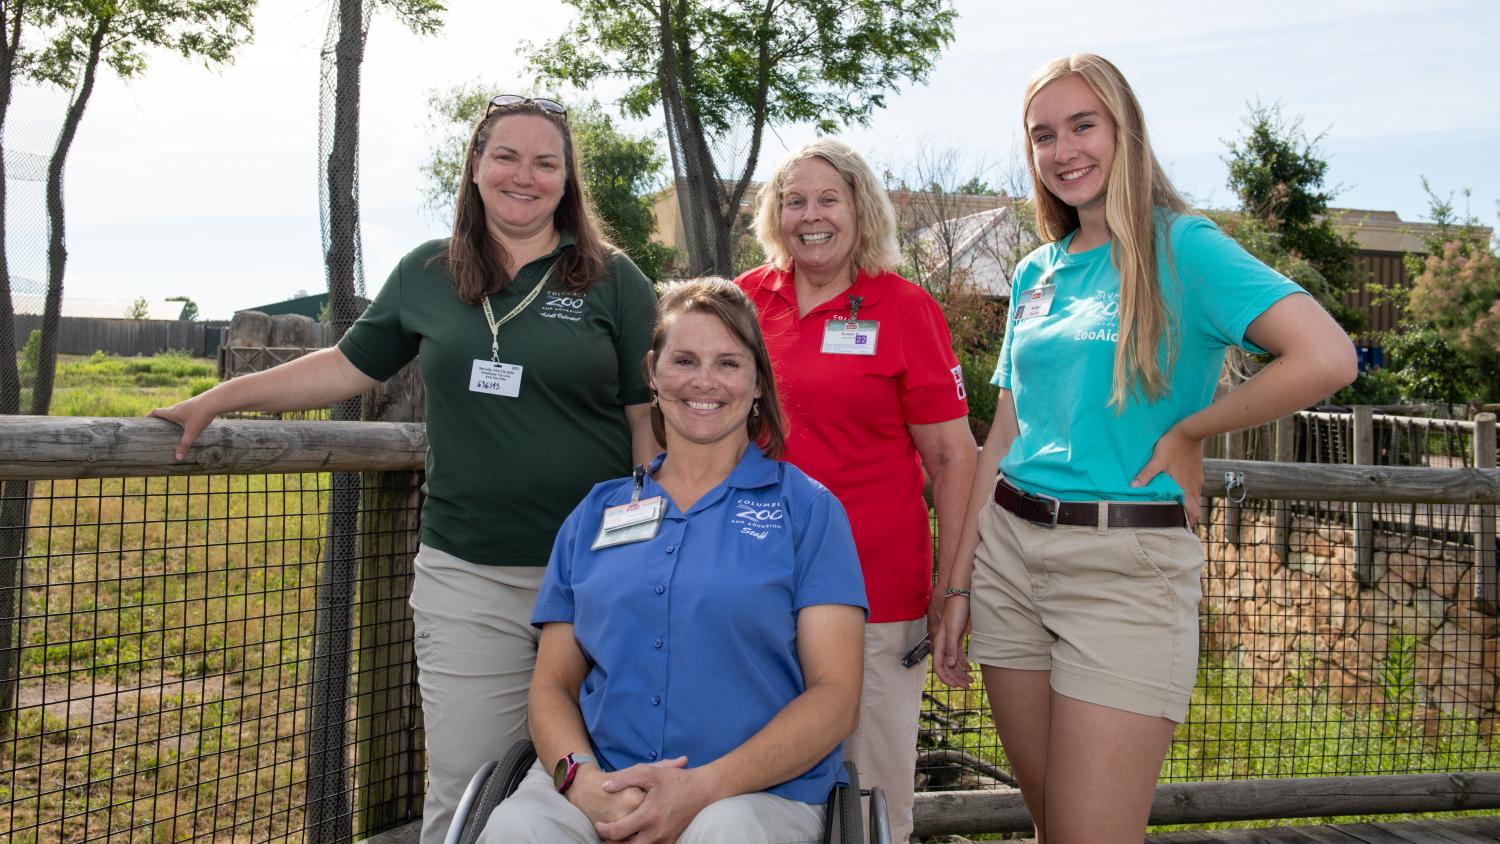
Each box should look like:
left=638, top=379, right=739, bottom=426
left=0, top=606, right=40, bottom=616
left=836, top=761, right=863, bottom=844
left=867, top=785, right=892, bottom=844
left=456, top=740, right=537, bottom=844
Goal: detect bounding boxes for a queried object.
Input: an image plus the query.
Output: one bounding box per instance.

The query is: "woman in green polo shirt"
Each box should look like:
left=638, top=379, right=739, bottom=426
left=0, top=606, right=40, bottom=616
left=151, top=95, right=658, bottom=844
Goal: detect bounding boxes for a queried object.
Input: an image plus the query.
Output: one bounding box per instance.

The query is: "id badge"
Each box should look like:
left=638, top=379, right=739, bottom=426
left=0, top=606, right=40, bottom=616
left=470, top=360, right=522, bottom=397
left=821, top=319, right=879, bottom=355
left=1014, top=284, right=1055, bottom=321
left=592, top=495, right=665, bottom=550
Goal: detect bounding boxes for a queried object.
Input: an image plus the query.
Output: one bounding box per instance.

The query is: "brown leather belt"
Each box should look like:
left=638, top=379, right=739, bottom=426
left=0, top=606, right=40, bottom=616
left=994, top=478, right=1187, bottom=529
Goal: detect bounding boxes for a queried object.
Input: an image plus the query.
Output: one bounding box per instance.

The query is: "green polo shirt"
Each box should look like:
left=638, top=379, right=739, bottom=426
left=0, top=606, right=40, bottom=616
left=339, top=234, right=657, bottom=565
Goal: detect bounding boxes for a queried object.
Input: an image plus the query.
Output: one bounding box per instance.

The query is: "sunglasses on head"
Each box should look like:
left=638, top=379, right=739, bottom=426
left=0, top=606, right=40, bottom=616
left=486, top=95, right=567, bottom=119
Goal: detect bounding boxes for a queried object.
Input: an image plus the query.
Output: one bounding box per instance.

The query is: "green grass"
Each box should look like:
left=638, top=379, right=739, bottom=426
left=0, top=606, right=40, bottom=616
left=17, top=350, right=217, bottom=417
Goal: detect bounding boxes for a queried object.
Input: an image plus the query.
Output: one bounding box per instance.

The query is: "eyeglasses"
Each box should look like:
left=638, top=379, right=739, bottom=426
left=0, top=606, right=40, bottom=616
left=486, top=95, right=567, bottom=119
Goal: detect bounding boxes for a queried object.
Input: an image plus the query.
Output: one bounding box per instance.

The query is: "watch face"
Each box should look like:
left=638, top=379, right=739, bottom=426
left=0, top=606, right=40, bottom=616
left=553, top=755, right=571, bottom=789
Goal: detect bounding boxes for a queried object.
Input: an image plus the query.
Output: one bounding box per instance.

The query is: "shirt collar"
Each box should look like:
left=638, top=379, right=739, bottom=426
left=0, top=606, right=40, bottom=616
left=774, top=263, right=887, bottom=317
left=642, top=444, right=780, bottom=515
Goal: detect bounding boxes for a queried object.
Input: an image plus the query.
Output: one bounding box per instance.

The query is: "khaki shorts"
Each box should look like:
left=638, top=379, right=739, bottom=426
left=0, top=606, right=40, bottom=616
left=968, top=492, right=1204, bottom=722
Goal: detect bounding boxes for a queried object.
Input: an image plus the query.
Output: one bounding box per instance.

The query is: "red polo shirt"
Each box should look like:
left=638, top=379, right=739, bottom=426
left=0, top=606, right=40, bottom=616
left=737, top=265, right=969, bottom=622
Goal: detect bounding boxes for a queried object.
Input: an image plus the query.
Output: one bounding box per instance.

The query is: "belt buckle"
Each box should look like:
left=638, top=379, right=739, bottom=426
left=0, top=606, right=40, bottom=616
left=1027, top=490, right=1061, bottom=528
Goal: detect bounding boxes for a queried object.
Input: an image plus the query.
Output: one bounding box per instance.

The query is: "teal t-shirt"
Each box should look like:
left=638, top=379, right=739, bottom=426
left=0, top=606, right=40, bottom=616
left=993, top=212, right=1304, bottom=503
left=338, top=234, right=657, bottom=565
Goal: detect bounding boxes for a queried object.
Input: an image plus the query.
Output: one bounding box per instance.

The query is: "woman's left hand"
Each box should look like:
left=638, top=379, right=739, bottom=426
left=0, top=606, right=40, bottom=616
left=1131, top=424, right=1204, bottom=525
left=594, top=757, right=714, bottom=844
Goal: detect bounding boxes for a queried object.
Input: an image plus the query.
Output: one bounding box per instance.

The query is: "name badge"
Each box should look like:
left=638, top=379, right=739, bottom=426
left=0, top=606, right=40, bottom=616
left=593, top=496, right=665, bottom=550
left=1013, top=284, right=1055, bottom=321
left=821, top=319, right=879, bottom=356
left=470, top=360, right=522, bottom=397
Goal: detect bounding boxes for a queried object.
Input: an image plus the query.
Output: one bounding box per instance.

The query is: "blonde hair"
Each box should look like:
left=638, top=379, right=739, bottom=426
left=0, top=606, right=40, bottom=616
left=752, top=139, right=901, bottom=274
left=1023, top=53, right=1192, bottom=409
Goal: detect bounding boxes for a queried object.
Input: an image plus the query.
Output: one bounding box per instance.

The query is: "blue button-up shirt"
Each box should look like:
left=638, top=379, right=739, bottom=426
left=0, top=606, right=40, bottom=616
left=532, top=445, right=867, bottom=803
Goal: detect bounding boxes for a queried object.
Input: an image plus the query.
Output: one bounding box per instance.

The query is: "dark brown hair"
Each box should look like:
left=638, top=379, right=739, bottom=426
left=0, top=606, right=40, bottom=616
left=444, top=100, right=613, bottom=304
left=647, top=277, right=787, bottom=459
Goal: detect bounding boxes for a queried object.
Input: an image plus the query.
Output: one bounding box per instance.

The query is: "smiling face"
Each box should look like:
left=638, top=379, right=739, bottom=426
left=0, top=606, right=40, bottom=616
left=778, top=156, right=859, bottom=282
left=650, top=310, right=761, bottom=454
left=1026, top=73, right=1117, bottom=216
left=471, top=113, right=566, bottom=242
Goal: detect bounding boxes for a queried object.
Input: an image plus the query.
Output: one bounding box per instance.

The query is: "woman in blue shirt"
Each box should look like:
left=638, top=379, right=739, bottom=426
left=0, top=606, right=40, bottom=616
left=484, top=278, right=868, bottom=843
left=933, top=54, right=1357, bottom=844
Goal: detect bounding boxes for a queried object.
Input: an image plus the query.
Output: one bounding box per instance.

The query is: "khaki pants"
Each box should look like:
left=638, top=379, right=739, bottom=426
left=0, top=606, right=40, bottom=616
left=480, top=761, right=827, bottom=843
left=411, top=544, right=545, bottom=844
left=844, top=618, right=927, bottom=843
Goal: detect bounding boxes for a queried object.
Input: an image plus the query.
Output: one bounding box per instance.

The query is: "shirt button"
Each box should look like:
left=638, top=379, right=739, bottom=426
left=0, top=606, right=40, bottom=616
left=653, top=639, right=663, bottom=649
left=654, top=584, right=665, bottom=595
left=665, top=545, right=675, bottom=554
left=648, top=750, right=658, bottom=759
left=651, top=695, right=661, bottom=706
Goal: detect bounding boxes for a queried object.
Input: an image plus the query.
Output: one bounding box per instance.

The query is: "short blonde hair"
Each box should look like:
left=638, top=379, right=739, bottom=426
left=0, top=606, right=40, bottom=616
left=752, top=139, right=901, bottom=274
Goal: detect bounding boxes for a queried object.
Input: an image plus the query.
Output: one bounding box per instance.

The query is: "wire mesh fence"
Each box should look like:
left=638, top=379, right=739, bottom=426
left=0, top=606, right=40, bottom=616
left=0, top=468, right=423, bottom=843
left=0, top=416, right=1496, bottom=840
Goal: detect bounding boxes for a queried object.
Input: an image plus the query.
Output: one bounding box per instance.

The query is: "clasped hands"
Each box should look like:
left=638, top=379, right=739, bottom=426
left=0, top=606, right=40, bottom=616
left=569, top=756, right=715, bottom=844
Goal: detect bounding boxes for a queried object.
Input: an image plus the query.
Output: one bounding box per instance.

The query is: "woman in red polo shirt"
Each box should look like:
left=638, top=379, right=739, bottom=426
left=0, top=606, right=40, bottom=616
left=736, top=138, right=977, bottom=842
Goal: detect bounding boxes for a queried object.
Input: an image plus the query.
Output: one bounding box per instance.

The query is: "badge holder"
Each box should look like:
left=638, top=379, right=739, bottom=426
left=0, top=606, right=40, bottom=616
left=592, top=465, right=666, bottom=550
left=820, top=294, right=879, bottom=356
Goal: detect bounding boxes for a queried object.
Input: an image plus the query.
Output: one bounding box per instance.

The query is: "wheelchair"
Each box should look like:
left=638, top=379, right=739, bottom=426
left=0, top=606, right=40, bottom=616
left=444, top=739, right=891, bottom=844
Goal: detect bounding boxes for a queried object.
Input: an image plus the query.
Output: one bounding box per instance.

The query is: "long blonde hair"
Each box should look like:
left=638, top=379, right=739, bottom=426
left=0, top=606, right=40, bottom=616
left=1023, top=54, right=1192, bottom=409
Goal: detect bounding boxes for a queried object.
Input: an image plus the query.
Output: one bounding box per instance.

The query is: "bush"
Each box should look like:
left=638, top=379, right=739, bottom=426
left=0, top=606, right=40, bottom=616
left=1332, top=367, right=1402, bottom=406
left=18, top=329, right=41, bottom=383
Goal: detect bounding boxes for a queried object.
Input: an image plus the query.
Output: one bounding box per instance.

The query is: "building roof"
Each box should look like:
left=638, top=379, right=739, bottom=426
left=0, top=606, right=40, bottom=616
left=1326, top=208, right=1493, bottom=253
left=13, top=295, right=190, bottom=320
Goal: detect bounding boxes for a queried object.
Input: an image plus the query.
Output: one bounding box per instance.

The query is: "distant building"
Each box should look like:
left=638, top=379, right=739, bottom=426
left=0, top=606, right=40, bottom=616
left=240, top=292, right=336, bottom=320
left=13, top=292, right=192, bottom=321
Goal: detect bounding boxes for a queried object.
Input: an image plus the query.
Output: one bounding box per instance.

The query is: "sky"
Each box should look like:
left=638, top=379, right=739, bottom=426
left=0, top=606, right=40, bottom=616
left=6, top=0, right=1498, bottom=320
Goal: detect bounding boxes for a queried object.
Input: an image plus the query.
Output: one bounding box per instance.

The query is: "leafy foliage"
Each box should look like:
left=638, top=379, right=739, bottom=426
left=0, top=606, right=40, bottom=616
left=1224, top=103, right=1362, bottom=332
left=421, top=85, right=677, bottom=280
left=1403, top=183, right=1500, bottom=400
left=526, top=0, right=957, bottom=274
left=124, top=296, right=150, bottom=320
left=166, top=295, right=199, bottom=321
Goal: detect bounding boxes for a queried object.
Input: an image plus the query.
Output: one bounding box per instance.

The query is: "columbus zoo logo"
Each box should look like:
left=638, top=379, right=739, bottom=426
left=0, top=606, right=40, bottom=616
left=540, top=292, right=586, bottom=322
left=1071, top=291, right=1120, bottom=343
left=730, top=498, right=785, bottom=541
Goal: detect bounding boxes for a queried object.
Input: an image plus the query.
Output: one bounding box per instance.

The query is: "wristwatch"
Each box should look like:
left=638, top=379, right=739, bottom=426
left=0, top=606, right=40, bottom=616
left=553, top=752, right=597, bottom=795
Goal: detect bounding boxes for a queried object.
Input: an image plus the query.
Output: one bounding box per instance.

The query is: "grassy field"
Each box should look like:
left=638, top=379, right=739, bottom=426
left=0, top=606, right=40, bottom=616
left=18, top=350, right=216, bottom=417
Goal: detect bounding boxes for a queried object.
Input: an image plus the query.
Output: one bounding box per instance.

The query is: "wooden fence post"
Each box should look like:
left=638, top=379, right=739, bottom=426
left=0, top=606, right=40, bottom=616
left=1353, top=406, right=1376, bottom=586
left=1474, top=413, right=1497, bottom=614
left=354, top=363, right=427, bottom=835
left=1273, top=415, right=1295, bottom=565
left=0, top=479, right=30, bottom=734
left=1224, top=430, right=1245, bottom=546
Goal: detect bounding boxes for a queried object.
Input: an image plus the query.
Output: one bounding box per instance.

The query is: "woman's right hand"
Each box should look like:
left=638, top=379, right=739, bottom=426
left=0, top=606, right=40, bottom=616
left=148, top=395, right=220, bottom=461
left=567, top=764, right=650, bottom=840
left=932, top=595, right=973, bottom=689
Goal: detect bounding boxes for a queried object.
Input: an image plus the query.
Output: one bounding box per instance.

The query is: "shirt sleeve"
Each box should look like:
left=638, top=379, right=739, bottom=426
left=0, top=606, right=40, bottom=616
left=609, top=253, right=659, bottom=406
left=337, top=254, right=421, bottom=381
left=531, top=498, right=586, bottom=626
left=1171, top=216, right=1306, bottom=354
left=790, top=484, right=868, bottom=615
left=992, top=251, right=1036, bottom=390
left=897, top=288, right=969, bottom=425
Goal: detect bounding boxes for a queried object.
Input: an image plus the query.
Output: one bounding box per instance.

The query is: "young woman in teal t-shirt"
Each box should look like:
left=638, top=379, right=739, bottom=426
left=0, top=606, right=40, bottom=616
left=933, top=54, right=1357, bottom=844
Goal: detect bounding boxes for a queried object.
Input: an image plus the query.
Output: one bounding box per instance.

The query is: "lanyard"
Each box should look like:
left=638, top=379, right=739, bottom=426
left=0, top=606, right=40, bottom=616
left=631, top=464, right=646, bottom=503
left=480, top=264, right=555, bottom=363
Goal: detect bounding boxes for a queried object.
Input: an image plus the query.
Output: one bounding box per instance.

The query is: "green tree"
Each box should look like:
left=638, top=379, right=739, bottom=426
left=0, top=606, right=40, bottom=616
left=0, top=0, right=255, bottom=417
left=527, top=0, right=957, bottom=276
left=421, top=85, right=677, bottom=280
left=124, top=296, right=150, bottom=319
left=166, top=294, right=199, bottom=321
left=1401, top=182, right=1500, bottom=400
left=1224, top=102, right=1362, bottom=332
